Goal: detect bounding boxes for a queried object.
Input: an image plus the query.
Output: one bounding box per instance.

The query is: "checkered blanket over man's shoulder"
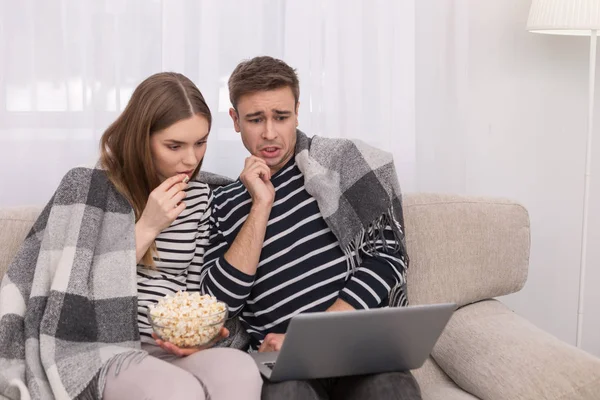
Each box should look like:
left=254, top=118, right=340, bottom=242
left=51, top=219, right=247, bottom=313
left=295, top=130, right=409, bottom=307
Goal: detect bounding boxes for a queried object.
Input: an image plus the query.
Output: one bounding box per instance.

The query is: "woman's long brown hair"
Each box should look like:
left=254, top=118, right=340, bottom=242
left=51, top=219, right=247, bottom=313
left=100, top=72, right=211, bottom=266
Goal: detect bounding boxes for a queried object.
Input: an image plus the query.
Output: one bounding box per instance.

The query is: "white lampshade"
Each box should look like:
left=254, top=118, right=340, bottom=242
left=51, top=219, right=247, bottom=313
left=527, top=0, right=600, bottom=35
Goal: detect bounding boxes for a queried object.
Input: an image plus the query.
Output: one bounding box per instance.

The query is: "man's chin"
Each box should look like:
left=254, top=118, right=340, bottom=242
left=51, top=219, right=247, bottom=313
left=266, top=158, right=282, bottom=166
left=253, top=153, right=280, bottom=165
left=268, top=158, right=292, bottom=174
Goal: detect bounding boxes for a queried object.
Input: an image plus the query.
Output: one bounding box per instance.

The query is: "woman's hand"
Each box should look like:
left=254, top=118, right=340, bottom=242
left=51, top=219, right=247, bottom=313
left=152, top=327, right=230, bottom=357
left=138, top=174, right=189, bottom=236
left=135, top=174, right=189, bottom=263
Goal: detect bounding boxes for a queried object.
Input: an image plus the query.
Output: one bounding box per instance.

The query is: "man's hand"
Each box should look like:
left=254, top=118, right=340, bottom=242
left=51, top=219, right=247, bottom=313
left=239, top=156, right=275, bottom=207
left=256, top=302, right=353, bottom=354
left=257, top=300, right=353, bottom=354
left=258, top=333, right=285, bottom=352
left=221, top=156, right=274, bottom=276
left=152, top=327, right=230, bottom=357
left=326, top=298, right=355, bottom=312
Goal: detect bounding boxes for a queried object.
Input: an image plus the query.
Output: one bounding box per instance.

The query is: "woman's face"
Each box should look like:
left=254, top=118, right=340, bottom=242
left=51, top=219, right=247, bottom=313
left=149, top=114, right=210, bottom=182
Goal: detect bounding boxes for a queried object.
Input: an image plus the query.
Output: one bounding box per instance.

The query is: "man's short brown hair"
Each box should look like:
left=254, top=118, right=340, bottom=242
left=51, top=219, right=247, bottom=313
left=228, top=56, right=300, bottom=110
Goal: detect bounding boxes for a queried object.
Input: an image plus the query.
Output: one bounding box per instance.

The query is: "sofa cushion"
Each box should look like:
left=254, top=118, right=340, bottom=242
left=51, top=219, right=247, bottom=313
left=432, top=300, right=600, bottom=400
left=413, top=357, right=480, bottom=400
left=0, top=207, right=40, bottom=280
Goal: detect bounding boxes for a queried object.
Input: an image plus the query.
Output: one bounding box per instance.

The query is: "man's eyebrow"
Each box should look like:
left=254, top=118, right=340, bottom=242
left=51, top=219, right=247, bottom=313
left=245, top=111, right=265, bottom=118
left=273, top=109, right=292, bottom=115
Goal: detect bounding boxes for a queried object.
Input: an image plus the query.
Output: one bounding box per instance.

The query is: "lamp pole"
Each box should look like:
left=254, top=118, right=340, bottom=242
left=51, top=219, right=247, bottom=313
left=576, top=29, right=597, bottom=348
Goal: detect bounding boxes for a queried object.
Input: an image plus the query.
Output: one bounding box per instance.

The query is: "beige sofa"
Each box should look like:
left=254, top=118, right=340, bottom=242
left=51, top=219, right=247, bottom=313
left=1, top=194, right=600, bottom=400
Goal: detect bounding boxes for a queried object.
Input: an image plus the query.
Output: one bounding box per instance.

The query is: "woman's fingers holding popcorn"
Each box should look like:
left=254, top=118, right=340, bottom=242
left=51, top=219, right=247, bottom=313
left=139, top=174, right=189, bottom=235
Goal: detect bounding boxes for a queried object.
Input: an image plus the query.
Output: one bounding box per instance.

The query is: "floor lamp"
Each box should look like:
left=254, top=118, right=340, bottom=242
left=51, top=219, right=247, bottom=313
left=527, top=0, right=600, bottom=348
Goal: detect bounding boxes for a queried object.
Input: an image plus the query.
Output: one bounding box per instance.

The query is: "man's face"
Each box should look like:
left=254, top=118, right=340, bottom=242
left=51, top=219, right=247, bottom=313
left=230, top=86, right=299, bottom=174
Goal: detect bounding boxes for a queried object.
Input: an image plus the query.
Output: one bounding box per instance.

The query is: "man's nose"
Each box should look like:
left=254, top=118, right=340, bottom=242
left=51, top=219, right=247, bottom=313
left=262, top=119, right=277, bottom=140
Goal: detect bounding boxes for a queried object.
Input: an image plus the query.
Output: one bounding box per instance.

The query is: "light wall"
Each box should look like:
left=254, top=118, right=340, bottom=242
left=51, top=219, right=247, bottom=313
left=416, top=0, right=600, bottom=354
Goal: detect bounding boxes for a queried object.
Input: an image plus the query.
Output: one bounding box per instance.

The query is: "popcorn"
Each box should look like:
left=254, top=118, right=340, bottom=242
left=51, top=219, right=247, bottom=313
left=148, top=291, right=227, bottom=348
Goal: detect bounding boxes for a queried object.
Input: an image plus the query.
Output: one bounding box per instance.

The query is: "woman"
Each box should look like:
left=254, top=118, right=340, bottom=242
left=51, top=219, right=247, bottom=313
left=0, top=73, right=262, bottom=400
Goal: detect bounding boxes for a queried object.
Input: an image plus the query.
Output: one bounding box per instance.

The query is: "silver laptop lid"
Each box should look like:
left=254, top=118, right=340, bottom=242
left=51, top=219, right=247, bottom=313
left=266, top=303, right=456, bottom=381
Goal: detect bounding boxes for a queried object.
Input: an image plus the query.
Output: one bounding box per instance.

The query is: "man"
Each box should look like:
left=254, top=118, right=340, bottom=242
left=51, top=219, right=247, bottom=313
left=200, top=56, right=421, bottom=399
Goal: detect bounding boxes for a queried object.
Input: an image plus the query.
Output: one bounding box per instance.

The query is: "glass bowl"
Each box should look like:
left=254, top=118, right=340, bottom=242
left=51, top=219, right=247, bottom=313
left=147, top=304, right=228, bottom=348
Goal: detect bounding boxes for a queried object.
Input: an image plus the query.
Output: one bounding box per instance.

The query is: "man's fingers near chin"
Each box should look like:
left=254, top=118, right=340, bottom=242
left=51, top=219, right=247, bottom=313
left=257, top=167, right=271, bottom=181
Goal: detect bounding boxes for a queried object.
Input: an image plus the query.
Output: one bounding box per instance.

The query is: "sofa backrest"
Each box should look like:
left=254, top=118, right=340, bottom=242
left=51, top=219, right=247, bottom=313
left=0, top=193, right=530, bottom=307
left=403, top=193, right=529, bottom=307
left=0, top=207, right=40, bottom=280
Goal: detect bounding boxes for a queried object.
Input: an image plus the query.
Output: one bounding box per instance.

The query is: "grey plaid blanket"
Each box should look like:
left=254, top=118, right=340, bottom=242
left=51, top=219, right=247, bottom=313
left=0, top=166, right=239, bottom=400
left=0, top=167, right=144, bottom=400
left=295, top=130, right=409, bottom=307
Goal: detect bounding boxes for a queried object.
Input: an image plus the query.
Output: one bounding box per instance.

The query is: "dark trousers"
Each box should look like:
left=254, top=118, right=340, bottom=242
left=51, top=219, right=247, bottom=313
left=261, top=371, right=422, bottom=400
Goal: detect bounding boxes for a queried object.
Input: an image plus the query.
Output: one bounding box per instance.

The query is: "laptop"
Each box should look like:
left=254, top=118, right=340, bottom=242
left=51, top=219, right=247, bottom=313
left=251, top=303, right=456, bottom=382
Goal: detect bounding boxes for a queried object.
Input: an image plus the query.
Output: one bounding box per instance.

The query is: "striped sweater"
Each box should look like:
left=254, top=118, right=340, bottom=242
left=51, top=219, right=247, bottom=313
left=199, top=158, right=406, bottom=348
left=136, top=180, right=211, bottom=344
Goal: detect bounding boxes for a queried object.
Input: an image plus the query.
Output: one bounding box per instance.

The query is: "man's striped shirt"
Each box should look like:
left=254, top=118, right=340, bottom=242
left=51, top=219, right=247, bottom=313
left=200, top=158, right=407, bottom=349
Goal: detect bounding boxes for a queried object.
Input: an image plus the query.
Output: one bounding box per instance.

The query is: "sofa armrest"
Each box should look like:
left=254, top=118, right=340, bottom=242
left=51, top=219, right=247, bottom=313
left=432, top=300, right=600, bottom=400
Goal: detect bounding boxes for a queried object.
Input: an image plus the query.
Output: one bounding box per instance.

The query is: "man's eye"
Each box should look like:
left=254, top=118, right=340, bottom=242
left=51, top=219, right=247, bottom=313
left=169, top=145, right=180, bottom=150
left=276, top=116, right=288, bottom=121
left=249, top=118, right=262, bottom=123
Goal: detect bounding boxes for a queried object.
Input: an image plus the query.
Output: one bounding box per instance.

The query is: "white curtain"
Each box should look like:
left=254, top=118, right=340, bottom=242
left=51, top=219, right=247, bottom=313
left=0, top=0, right=422, bottom=206
left=6, top=0, right=600, bottom=355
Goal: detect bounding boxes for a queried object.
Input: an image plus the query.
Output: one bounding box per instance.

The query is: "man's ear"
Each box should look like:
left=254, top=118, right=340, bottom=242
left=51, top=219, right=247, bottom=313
left=295, top=101, right=300, bottom=127
left=229, top=107, right=241, bottom=132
